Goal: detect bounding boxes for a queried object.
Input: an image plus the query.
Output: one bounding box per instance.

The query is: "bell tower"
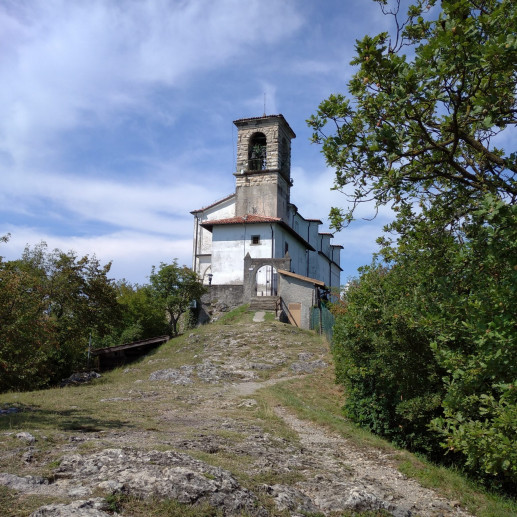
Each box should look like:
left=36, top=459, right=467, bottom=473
left=233, top=115, right=296, bottom=223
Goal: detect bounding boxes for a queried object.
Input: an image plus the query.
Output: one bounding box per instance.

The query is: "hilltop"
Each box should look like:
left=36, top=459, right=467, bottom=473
left=0, top=308, right=498, bottom=516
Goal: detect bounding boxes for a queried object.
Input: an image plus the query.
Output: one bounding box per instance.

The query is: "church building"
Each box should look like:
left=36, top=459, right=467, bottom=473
left=191, top=114, right=342, bottom=328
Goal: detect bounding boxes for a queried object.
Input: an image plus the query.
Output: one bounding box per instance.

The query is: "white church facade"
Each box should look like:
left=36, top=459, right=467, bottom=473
left=191, top=115, right=342, bottom=327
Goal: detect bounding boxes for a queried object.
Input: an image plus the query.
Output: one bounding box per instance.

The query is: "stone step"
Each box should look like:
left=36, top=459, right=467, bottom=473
left=249, top=296, right=279, bottom=311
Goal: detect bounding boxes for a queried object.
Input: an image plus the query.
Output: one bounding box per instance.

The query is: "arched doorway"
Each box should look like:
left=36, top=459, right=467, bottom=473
left=255, top=265, right=278, bottom=296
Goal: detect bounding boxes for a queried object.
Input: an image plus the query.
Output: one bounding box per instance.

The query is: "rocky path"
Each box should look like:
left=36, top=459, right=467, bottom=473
left=0, top=316, right=474, bottom=516
left=273, top=407, right=469, bottom=517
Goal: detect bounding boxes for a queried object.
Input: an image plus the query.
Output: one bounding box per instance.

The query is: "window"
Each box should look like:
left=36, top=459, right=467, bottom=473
left=251, top=235, right=260, bottom=245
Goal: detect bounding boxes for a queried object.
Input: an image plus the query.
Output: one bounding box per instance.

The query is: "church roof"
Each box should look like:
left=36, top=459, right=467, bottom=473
left=277, top=269, right=326, bottom=288
left=190, top=193, right=235, bottom=214
left=201, top=214, right=281, bottom=226
left=233, top=114, right=296, bottom=139
left=201, top=214, right=315, bottom=251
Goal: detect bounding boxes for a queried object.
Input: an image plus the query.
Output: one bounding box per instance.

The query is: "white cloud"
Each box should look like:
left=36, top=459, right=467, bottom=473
left=1, top=227, right=193, bottom=285
left=0, top=0, right=303, bottom=166
left=2, top=166, right=221, bottom=236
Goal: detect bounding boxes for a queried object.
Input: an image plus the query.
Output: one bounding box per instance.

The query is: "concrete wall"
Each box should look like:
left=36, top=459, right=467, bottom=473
left=278, top=274, right=318, bottom=330
left=192, top=195, right=235, bottom=277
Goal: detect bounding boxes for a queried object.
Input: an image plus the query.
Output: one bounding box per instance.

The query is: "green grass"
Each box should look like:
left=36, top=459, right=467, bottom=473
left=213, top=304, right=251, bottom=325
left=0, top=486, right=62, bottom=517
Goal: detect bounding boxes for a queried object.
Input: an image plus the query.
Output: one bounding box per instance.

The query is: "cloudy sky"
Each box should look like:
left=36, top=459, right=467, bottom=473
left=1, top=0, right=400, bottom=285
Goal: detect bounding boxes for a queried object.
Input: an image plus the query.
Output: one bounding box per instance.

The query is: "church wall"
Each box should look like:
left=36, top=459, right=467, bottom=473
left=192, top=197, right=236, bottom=274
left=235, top=174, right=279, bottom=218
left=317, top=253, right=331, bottom=288
left=211, top=224, right=274, bottom=285
left=330, top=263, right=341, bottom=295
left=308, top=251, right=320, bottom=281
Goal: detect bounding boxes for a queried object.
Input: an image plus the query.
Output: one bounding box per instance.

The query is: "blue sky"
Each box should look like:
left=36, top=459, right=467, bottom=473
left=1, top=0, right=399, bottom=285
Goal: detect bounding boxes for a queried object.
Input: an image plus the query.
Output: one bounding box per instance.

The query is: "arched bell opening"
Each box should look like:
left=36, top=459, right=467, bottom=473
left=248, top=132, right=267, bottom=171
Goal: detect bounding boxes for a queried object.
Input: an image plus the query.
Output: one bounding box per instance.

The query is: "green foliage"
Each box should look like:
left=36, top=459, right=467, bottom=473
left=428, top=198, right=517, bottom=491
left=332, top=264, right=444, bottom=456
left=0, top=240, right=120, bottom=391
left=313, top=0, right=517, bottom=491
left=149, top=260, right=207, bottom=336
left=98, top=281, right=169, bottom=347
left=333, top=194, right=517, bottom=489
left=308, top=0, right=517, bottom=230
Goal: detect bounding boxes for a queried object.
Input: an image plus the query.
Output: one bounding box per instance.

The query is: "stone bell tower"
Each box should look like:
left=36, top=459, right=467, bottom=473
left=233, top=115, right=296, bottom=223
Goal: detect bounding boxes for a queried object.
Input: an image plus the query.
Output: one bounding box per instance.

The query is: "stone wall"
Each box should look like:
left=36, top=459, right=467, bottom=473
left=197, top=285, right=244, bottom=324
left=243, top=253, right=291, bottom=302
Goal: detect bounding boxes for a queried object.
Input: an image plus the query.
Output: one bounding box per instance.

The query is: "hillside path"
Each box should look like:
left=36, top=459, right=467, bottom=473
left=0, top=317, right=475, bottom=516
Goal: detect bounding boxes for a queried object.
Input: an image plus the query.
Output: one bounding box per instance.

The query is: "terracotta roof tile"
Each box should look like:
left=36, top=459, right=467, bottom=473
left=200, top=214, right=315, bottom=251
left=203, top=215, right=282, bottom=225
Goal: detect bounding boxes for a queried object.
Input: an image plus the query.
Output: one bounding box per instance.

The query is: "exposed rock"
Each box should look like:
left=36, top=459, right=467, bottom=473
left=149, top=366, right=193, bottom=384
left=29, top=498, right=111, bottom=517
left=0, top=406, right=21, bottom=416
left=263, top=484, right=320, bottom=514
left=290, top=359, right=327, bottom=373
left=53, top=448, right=264, bottom=516
left=16, top=431, right=36, bottom=444
left=60, top=372, right=101, bottom=388
left=0, top=473, right=48, bottom=491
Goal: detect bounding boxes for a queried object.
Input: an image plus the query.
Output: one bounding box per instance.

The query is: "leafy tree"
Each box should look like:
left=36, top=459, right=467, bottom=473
left=308, top=0, right=516, bottom=230
left=332, top=263, right=445, bottom=456
left=99, top=281, right=169, bottom=347
left=0, top=241, right=120, bottom=390
left=149, top=260, right=207, bottom=337
left=311, top=0, right=517, bottom=489
left=0, top=242, right=57, bottom=391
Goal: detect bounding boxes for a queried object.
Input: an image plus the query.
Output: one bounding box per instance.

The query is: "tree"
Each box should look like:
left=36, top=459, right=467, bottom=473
left=0, top=241, right=120, bottom=391
left=308, top=0, right=516, bottom=230
left=311, top=0, right=517, bottom=489
left=0, top=242, right=57, bottom=391
left=149, top=261, right=207, bottom=337
left=99, top=281, right=169, bottom=347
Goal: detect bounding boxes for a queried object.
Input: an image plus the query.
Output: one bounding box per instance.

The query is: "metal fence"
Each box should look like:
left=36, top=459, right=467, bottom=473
left=310, top=304, right=335, bottom=342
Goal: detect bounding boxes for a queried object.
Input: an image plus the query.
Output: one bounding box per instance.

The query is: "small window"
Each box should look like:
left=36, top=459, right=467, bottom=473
left=251, top=235, right=260, bottom=245
left=284, top=242, right=289, bottom=254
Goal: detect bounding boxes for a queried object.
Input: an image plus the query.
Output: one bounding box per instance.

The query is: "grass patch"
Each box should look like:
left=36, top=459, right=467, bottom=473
left=0, top=486, right=60, bottom=517
left=263, top=311, right=276, bottom=322
left=213, top=304, right=250, bottom=325
left=251, top=399, right=299, bottom=444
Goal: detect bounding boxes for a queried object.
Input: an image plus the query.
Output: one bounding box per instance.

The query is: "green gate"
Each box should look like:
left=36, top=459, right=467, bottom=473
left=310, top=304, right=335, bottom=342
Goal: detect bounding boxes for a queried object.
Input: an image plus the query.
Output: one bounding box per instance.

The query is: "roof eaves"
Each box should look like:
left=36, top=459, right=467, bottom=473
left=277, top=269, right=326, bottom=288
left=190, top=193, right=235, bottom=214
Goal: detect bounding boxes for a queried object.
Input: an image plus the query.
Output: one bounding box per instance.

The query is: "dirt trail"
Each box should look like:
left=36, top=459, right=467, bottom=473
left=0, top=315, right=474, bottom=516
